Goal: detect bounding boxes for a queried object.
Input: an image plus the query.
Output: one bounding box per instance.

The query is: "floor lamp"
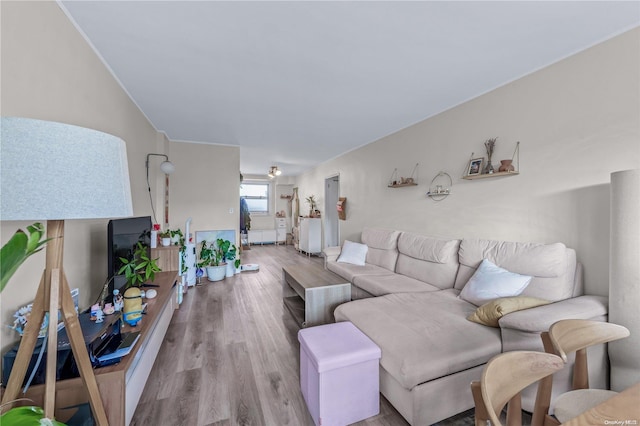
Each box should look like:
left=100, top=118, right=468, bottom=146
left=0, top=117, right=134, bottom=424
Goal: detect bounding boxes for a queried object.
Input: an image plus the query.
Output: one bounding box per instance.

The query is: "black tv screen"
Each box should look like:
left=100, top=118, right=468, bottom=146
left=107, top=216, right=152, bottom=301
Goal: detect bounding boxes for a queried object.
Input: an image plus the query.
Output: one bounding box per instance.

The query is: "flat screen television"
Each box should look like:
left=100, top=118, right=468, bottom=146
left=107, top=216, right=152, bottom=302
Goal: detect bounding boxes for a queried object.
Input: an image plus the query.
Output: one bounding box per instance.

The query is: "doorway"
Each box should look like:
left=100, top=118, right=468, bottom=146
left=324, top=174, right=340, bottom=248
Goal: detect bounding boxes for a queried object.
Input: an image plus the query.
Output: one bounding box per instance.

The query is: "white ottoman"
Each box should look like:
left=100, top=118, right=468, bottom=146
left=298, top=321, right=382, bottom=426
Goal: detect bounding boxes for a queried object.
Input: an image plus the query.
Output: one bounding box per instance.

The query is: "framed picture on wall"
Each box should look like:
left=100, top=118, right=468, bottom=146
left=467, top=158, right=484, bottom=176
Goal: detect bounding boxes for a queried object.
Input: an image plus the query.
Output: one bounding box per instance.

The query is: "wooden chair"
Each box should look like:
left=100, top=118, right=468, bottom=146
left=471, top=351, right=564, bottom=426
left=533, top=319, right=630, bottom=426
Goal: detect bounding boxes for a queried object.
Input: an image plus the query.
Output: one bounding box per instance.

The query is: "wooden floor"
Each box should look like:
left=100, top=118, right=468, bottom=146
left=131, top=245, right=479, bottom=426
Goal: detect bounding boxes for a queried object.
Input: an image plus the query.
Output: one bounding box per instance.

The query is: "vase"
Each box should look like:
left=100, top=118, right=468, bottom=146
left=161, top=237, right=171, bottom=247
left=150, top=230, right=158, bottom=248
left=483, top=158, right=494, bottom=174
left=498, top=159, right=515, bottom=172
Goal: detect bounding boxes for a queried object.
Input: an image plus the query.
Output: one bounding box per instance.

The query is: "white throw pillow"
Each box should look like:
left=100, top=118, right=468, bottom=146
left=337, top=240, right=368, bottom=266
left=459, top=259, right=533, bottom=306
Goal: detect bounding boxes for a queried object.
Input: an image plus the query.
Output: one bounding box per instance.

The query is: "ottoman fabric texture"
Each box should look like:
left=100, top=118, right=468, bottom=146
left=299, top=321, right=381, bottom=426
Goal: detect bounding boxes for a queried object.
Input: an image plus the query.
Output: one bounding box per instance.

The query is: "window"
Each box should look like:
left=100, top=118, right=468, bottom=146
left=240, top=181, right=271, bottom=214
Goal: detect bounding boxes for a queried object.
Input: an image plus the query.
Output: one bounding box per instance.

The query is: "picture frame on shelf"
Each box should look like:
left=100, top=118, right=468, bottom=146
left=467, top=158, right=484, bottom=176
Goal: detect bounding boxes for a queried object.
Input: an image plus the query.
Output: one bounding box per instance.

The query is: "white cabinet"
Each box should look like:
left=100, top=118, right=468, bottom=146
left=276, top=218, right=287, bottom=244
left=299, top=218, right=322, bottom=255
left=248, top=229, right=277, bottom=245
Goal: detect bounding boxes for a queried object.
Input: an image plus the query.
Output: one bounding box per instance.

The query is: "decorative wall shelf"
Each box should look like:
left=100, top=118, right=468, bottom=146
left=388, top=182, right=418, bottom=188
left=462, top=170, right=519, bottom=180
left=388, top=163, right=419, bottom=188
left=463, top=141, right=520, bottom=180
left=426, top=172, right=452, bottom=201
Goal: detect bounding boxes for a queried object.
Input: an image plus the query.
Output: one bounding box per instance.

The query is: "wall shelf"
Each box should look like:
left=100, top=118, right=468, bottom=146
left=388, top=163, right=419, bottom=188
left=388, top=182, right=418, bottom=188
left=462, top=171, right=519, bottom=180
left=463, top=141, right=520, bottom=180
left=426, top=171, right=452, bottom=201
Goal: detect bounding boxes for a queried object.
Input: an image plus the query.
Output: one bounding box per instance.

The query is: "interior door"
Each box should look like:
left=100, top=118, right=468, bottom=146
left=324, top=175, right=340, bottom=248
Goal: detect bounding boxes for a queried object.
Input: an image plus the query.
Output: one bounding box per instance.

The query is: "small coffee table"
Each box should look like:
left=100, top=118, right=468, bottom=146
left=282, top=264, right=351, bottom=327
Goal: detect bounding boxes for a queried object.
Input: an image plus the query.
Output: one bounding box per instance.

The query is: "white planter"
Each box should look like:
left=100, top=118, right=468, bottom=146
left=206, top=265, right=226, bottom=282
left=161, top=237, right=171, bottom=247
left=225, top=261, right=235, bottom=278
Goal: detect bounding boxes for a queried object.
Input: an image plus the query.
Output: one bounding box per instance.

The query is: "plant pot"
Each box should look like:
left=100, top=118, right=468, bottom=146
left=206, top=264, right=226, bottom=282
left=225, top=261, right=235, bottom=278
left=161, top=237, right=171, bottom=247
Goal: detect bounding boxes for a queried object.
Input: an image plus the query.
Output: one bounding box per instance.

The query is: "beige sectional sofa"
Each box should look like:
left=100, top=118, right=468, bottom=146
left=326, top=228, right=608, bottom=425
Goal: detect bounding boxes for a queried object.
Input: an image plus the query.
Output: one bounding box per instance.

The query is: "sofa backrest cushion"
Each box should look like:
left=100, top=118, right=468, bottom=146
left=454, top=239, right=579, bottom=302
left=395, top=232, right=460, bottom=289
left=361, top=228, right=401, bottom=271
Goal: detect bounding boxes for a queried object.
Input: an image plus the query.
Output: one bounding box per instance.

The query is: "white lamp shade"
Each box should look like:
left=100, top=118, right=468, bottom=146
left=160, top=160, right=175, bottom=175
left=1, top=117, right=134, bottom=220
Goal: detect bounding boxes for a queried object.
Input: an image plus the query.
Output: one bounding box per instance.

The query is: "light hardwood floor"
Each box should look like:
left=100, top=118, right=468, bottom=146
left=131, top=244, right=478, bottom=426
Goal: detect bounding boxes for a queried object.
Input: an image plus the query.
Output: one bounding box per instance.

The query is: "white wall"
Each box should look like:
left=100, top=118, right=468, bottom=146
left=295, top=28, right=640, bottom=297
left=168, top=142, right=240, bottom=243
left=0, top=1, right=240, bottom=354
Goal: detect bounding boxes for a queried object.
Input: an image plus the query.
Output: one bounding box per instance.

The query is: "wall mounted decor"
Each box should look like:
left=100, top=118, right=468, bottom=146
left=337, top=197, right=347, bottom=220
left=463, top=141, right=520, bottom=180
left=426, top=172, right=452, bottom=201
left=388, top=163, right=419, bottom=187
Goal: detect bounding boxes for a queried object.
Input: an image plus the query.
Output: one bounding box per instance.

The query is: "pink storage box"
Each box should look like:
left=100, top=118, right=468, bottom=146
left=298, top=321, right=382, bottom=426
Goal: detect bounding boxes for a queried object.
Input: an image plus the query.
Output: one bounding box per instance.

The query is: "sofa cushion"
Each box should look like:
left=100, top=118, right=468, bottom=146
left=361, top=228, right=401, bottom=271
left=337, top=240, right=368, bottom=265
left=454, top=239, right=577, bottom=302
left=467, top=296, right=551, bottom=327
left=352, top=273, right=440, bottom=297
left=395, top=233, right=460, bottom=289
left=459, top=259, right=532, bottom=306
left=326, top=260, right=392, bottom=283
left=334, top=289, right=502, bottom=390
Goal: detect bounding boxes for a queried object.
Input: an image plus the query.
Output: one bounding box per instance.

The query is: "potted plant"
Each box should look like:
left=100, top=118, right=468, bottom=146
left=159, top=230, right=171, bottom=246
left=169, top=228, right=183, bottom=245
left=217, top=238, right=241, bottom=277
left=199, top=240, right=226, bottom=282
left=1, top=222, right=50, bottom=292
left=117, top=242, right=162, bottom=288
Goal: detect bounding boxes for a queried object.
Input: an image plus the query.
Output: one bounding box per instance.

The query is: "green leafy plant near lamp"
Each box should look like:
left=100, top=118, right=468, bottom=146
left=0, top=224, right=66, bottom=425
left=0, top=223, right=50, bottom=293
left=117, top=242, right=162, bottom=288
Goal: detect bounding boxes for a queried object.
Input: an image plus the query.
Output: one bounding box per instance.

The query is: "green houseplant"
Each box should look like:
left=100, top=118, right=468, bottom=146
left=199, top=240, right=226, bottom=282
left=217, top=238, right=240, bottom=277
left=0, top=224, right=66, bottom=424
left=0, top=223, right=50, bottom=293
left=117, top=242, right=162, bottom=288
left=169, top=228, right=183, bottom=245
left=159, top=230, right=171, bottom=246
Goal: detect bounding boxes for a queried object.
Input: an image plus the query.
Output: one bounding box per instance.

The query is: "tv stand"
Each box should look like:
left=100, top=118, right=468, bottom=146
left=4, top=272, right=178, bottom=425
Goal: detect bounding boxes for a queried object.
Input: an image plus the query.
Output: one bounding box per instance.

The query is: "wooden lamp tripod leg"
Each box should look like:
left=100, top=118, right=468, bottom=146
left=0, top=220, right=108, bottom=425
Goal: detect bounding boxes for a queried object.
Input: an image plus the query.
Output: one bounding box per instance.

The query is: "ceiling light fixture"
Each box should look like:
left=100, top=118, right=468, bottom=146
left=268, top=166, right=282, bottom=178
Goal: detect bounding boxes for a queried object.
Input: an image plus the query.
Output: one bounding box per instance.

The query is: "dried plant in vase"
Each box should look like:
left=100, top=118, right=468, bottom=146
left=483, top=137, right=497, bottom=174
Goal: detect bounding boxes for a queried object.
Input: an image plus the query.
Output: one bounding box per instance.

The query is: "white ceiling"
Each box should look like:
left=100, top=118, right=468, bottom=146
left=60, top=1, right=639, bottom=177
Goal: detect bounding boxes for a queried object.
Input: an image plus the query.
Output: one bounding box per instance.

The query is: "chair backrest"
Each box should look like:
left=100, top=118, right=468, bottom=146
left=542, top=319, right=630, bottom=389
left=471, top=351, right=564, bottom=426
